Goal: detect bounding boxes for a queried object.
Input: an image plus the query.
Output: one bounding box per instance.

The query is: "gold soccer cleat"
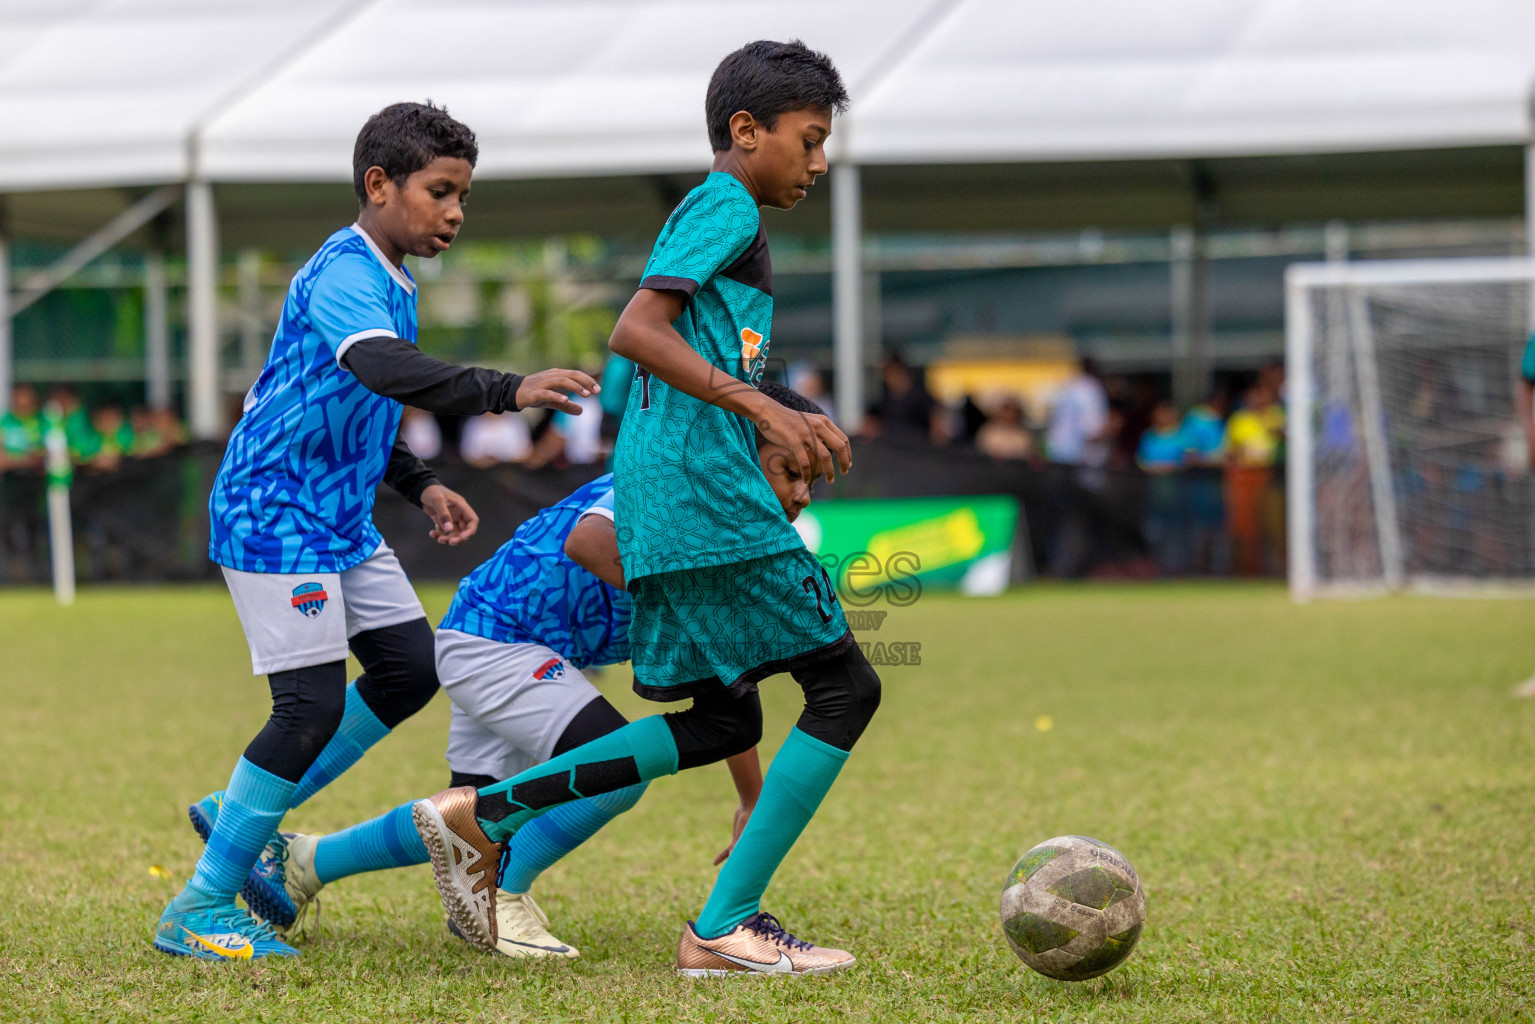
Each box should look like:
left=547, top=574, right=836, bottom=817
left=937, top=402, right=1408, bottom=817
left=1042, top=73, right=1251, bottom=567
left=676, top=912, right=856, bottom=977
left=413, top=787, right=503, bottom=952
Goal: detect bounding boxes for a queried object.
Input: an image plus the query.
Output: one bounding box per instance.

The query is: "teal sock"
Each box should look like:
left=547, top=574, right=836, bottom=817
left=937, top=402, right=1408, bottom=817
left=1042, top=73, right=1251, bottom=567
left=692, top=728, right=849, bottom=939
left=312, top=802, right=428, bottom=883
left=498, top=783, right=648, bottom=893
left=185, top=757, right=296, bottom=903
left=290, top=682, right=388, bottom=808
left=477, top=716, right=678, bottom=842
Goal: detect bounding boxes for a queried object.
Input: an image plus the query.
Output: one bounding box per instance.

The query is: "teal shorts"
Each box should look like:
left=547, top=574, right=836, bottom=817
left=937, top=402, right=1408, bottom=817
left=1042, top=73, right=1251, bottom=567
left=628, top=547, right=854, bottom=701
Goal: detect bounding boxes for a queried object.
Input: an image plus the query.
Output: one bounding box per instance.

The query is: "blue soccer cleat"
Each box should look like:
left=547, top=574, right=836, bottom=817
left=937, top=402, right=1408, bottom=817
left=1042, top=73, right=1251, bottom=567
left=186, top=792, right=299, bottom=929
left=154, top=893, right=299, bottom=960
left=186, top=791, right=224, bottom=842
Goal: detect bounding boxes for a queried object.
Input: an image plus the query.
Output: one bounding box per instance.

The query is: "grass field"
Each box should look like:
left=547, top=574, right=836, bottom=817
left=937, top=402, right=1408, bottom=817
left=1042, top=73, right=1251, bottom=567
left=2, top=583, right=1533, bottom=1022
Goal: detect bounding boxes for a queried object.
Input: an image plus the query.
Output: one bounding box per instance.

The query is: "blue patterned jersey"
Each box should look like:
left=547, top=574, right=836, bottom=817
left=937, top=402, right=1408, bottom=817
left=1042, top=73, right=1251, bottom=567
left=209, top=226, right=417, bottom=573
left=614, top=172, right=802, bottom=582
left=438, top=476, right=631, bottom=668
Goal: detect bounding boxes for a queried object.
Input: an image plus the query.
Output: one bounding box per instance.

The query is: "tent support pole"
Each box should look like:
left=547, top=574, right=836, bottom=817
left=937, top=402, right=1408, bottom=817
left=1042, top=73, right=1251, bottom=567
left=832, top=160, right=863, bottom=434
left=0, top=208, right=10, bottom=418
left=1525, top=142, right=1535, bottom=332
left=186, top=179, right=222, bottom=440
left=145, top=249, right=170, bottom=411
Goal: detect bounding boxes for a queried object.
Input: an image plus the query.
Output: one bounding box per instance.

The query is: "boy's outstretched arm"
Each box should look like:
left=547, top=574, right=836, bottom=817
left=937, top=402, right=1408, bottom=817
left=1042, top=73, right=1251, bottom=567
left=342, top=337, right=597, bottom=416
left=609, top=289, right=852, bottom=484
left=565, top=513, right=624, bottom=589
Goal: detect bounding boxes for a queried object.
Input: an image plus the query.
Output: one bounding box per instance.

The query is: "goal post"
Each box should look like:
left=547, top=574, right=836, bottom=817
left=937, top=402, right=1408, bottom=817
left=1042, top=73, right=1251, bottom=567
left=1285, top=256, right=1535, bottom=600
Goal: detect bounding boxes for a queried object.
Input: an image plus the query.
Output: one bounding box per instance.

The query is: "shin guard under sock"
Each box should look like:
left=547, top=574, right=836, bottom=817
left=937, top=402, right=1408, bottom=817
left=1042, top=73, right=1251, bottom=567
left=692, top=728, right=848, bottom=939
left=476, top=716, right=677, bottom=842
left=498, top=783, right=648, bottom=893
left=185, top=757, right=297, bottom=903
left=289, top=682, right=389, bottom=808
left=312, top=802, right=428, bottom=883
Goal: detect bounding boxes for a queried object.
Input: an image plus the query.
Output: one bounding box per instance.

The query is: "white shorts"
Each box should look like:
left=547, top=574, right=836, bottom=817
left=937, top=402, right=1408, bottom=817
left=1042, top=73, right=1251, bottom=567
left=436, top=628, right=603, bottom=779
left=221, top=542, right=426, bottom=675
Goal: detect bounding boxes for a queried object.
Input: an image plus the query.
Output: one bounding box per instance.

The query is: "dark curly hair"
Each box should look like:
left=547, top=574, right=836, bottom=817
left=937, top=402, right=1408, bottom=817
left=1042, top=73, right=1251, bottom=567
left=352, top=101, right=478, bottom=202
left=754, top=379, right=829, bottom=450
left=706, top=40, right=849, bottom=153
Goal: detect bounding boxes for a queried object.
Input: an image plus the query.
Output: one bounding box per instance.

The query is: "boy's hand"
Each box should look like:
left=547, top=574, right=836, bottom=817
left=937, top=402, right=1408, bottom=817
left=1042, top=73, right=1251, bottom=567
left=421, top=484, right=479, bottom=545
left=515, top=369, right=600, bottom=415
left=713, top=802, right=755, bottom=865
left=755, top=402, right=852, bottom=484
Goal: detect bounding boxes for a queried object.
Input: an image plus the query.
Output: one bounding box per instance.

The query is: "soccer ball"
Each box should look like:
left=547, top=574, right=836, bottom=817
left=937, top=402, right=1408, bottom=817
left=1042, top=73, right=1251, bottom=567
left=1000, top=835, right=1145, bottom=981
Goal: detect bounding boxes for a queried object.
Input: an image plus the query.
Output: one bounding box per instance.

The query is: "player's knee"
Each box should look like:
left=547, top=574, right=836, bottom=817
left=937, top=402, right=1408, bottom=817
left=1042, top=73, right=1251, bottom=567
left=794, top=647, right=881, bottom=752
left=669, top=689, right=762, bottom=768
left=351, top=617, right=440, bottom=728
left=251, top=660, right=348, bottom=780
left=725, top=692, right=764, bottom=756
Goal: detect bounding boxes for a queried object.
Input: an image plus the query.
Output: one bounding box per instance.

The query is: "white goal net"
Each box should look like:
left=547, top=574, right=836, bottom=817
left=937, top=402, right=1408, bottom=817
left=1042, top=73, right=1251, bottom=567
left=1286, top=257, right=1535, bottom=599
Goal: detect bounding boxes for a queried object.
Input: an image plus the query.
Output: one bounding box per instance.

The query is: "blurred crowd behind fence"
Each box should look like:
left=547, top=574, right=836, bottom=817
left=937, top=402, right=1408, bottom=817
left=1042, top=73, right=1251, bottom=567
left=0, top=355, right=1290, bottom=585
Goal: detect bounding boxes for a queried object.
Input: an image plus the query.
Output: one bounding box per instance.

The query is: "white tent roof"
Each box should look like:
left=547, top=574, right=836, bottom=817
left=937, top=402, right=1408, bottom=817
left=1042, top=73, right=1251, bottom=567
left=1, top=0, right=1533, bottom=192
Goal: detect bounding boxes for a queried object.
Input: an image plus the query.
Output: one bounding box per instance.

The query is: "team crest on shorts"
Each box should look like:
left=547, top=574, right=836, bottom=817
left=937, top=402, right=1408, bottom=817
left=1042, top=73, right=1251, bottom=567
left=290, top=582, right=328, bottom=618
left=532, top=657, right=566, bottom=682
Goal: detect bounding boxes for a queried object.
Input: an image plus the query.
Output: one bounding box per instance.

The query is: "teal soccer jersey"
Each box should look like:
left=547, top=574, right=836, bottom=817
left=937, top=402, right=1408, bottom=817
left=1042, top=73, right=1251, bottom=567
left=613, top=172, right=802, bottom=582
left=1523, top=331, right=1535, bottom=383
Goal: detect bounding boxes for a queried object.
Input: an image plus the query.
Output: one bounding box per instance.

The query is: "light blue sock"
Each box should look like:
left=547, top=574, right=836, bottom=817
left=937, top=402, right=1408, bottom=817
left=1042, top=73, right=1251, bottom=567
left=182, top=757, right=296, bottom=905
left=289, top=682, right=389, bottom=808
left=498, top=783, right=648, bottom=893
left=312, top=802, right=429, bottom=883
left=477, top=716, right=678, bottom=842
left=693, top=728, right=849, bottom=939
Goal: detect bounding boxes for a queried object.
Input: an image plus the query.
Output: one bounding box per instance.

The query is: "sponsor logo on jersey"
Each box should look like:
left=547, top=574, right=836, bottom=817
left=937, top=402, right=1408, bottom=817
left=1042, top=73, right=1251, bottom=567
left=740, top=327, right=764, bottom=373
left=290, top=582, right=328, bottom=618
left=532, top=657, right=566, bottom=682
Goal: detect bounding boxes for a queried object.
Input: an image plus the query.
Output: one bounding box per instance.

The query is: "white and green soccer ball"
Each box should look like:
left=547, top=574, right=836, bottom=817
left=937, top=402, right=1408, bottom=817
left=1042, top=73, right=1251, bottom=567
left=1000, top=835, right=1145, bottom=981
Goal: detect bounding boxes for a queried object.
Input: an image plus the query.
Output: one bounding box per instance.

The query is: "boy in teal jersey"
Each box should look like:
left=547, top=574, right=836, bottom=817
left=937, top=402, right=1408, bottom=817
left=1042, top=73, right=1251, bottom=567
left=414, top=41, right=879, bottom=977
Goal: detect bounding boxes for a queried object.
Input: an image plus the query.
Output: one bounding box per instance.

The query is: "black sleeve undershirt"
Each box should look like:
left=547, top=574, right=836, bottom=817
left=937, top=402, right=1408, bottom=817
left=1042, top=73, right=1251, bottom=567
left=382, top=436, right=439, bottom=508
left=341, top=336, right=525, bottom=417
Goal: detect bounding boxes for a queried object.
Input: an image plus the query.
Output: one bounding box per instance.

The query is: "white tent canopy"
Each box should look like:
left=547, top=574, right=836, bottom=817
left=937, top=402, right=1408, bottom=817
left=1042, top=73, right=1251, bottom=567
left=2, top=0, right=1535, bottom=437
left=1, top=0, right=1533, bottom=191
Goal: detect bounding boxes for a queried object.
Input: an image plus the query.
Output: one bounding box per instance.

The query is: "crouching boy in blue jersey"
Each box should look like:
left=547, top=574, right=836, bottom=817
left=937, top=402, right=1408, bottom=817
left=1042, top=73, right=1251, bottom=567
left=155, top=101, right=601, bottom=960
left=234, top=381, right=818, bottom=959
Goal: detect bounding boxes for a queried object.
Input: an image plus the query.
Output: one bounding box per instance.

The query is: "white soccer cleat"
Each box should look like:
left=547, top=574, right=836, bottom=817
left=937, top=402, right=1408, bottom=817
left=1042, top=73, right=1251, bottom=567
left=449, top=890, right=580, bottom=959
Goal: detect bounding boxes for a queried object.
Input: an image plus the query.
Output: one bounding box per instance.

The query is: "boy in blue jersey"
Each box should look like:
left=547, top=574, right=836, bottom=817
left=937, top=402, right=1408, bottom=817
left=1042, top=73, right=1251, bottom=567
left=242, top=381, right=820, bottom=959
left=415, top=42, right=882, bottom=977
left=155, top=102, right=600, bottom=961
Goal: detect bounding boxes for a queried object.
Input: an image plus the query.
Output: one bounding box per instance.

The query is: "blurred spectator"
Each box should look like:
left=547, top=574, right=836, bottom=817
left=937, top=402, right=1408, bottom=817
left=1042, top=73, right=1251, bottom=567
left=1113, top=377, right=1157, bottom=467
left=869, top=354, right=940, bottom=444
left=399, top=407, right=442, bottom=460
left=129, top=406, right=186, bottom=457
left=1136, top=400, right=1188, bottom=574
left=1046, top=357, right=1110, bottom=467
left=788, top=362, right=838, bottom=424
left=48, top=387, right=95, bottom=461
left=1223, top=384, right=1281, bottom=576
left=1181, top=391, right=1229, bottom=574
left=600, top=354, right=637, bottom=422
left=77, top=405, right=133, bottom=470
left=956, top=394, right=988, bottom=446
left=976, top=397, right=1033, bottom=460
left=1, top=385, right=44, bottom=471
left=523, top=394, right=605, bottom=470
left=460, top=411, right=531, bottom=468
